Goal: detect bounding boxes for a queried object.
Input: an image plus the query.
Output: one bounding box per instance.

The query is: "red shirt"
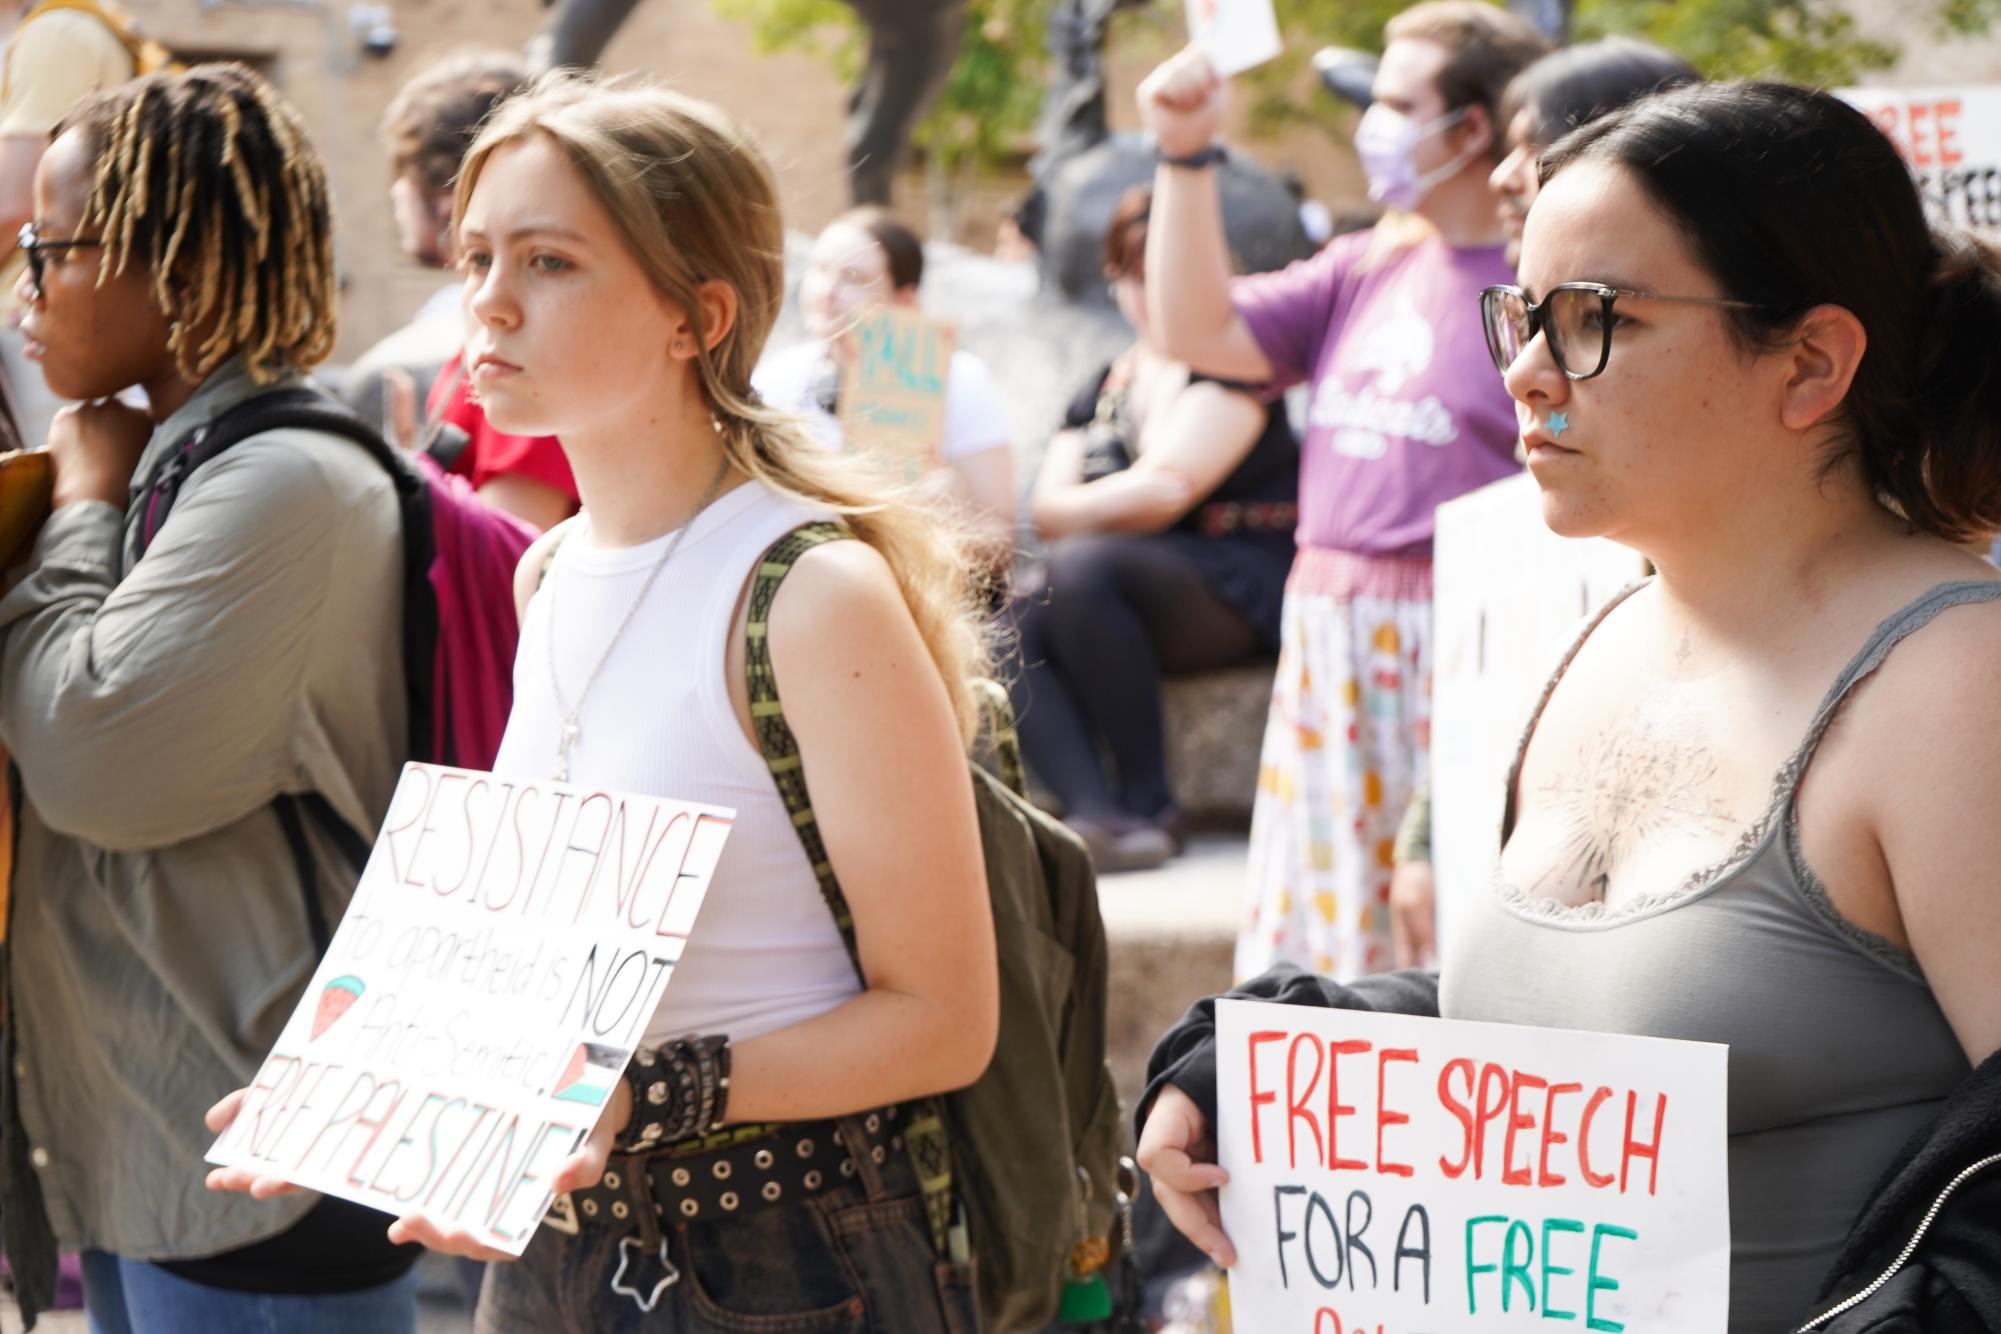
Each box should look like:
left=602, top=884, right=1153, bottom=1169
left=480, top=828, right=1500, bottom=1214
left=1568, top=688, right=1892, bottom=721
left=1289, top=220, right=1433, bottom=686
left=424, top=351, right=579, bottom=509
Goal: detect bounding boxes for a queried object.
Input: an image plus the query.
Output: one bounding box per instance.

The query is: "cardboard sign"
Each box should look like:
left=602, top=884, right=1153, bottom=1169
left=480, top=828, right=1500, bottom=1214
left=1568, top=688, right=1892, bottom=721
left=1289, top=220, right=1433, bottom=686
left=207, top=763, right=734, bottom=1254
left=1186, top=0, right=1282, bottom=77
left=1840, top=86, right=2001, bottom=233
left=839, top=306, right=954, bottom=483
left=1430, top=475, right=1643, bottom=943
left=1216, top=999, right=1730, bottom=1333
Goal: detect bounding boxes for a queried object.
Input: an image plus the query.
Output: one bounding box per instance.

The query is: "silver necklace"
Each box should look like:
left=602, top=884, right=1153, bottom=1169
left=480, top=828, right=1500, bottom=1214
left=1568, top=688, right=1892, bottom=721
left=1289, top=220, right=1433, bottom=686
left=546, top=456, right=732, bottom=782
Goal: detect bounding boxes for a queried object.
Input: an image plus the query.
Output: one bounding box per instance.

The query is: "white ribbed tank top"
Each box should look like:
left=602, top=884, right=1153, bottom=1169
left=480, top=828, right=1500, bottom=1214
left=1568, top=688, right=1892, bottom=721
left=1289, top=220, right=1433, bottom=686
left=492, top=479, right=860, bottom=1048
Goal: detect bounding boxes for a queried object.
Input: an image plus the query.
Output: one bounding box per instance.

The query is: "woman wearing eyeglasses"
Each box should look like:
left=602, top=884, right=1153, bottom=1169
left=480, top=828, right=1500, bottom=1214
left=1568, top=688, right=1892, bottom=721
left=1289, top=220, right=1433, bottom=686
left=1137, top=82, right=2001, bottom=1330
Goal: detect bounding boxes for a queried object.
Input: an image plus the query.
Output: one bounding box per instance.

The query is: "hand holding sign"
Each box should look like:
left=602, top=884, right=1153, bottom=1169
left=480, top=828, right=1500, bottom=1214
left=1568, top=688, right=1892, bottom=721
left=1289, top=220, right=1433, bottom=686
left=204, top=763, right=734, bottom=1258
left=1138, top=47, right=1230, bottom=160
left=204, top=1078, right=628, bottom=1262
left=1137, top=1082, right=1237, bottom=1268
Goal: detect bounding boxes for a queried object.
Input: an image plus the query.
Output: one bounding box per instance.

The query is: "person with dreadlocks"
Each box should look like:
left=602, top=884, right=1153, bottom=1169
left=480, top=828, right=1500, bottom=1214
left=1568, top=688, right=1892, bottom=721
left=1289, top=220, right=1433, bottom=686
left=0, top=63, right=423, bottom=1331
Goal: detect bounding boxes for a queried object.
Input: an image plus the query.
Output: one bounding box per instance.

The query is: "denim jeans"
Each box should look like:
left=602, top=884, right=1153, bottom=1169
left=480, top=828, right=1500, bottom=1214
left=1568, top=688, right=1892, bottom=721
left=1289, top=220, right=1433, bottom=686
left=475, top=1150, right=979, bottom=1334
left=81, top=1252, right=419, bottom=1334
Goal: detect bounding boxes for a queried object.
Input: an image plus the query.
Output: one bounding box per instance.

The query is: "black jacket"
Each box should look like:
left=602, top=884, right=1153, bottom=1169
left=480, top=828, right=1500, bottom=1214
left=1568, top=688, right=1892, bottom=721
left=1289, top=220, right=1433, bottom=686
left=1140, top=966, right=2001, bottom=1333
left=1802, top=1045, right=2001, bottom=1332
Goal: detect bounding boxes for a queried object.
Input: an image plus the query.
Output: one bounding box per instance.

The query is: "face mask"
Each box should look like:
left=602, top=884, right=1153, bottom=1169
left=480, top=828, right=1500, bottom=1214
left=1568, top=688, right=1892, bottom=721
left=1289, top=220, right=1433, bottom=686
left=1354, top=103, right=1476, bottom=211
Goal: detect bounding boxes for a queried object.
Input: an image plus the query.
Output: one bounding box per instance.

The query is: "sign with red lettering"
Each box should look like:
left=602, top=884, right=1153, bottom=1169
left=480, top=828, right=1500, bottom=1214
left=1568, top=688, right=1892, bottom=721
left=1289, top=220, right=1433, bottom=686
left=1840, top=86, right=2001, bottom=234
left=1216, top=1000, right=1728, bottom=1332
left=206, top=763, right=733, bottom=1254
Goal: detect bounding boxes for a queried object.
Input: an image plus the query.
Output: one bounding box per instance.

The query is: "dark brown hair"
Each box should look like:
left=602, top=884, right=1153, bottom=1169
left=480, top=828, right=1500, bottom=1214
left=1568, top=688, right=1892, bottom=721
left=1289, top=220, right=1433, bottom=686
left=1383, top=0, right=1552, bottom=157
left=383, top=51, right=528, bottom=194
left=1545, top=81, right=2001, bottom=542
left=1498, top=36, right=1697, bottom=150
left=835, top=206, right=924, bottom=292
left=1102, top=186, right=1151, bottom=280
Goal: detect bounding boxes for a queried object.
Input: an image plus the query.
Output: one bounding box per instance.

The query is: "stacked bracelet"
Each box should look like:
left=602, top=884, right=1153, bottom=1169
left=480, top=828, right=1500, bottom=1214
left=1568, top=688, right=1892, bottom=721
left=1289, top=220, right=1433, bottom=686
left=617, top=1034, right=732, bottom=1153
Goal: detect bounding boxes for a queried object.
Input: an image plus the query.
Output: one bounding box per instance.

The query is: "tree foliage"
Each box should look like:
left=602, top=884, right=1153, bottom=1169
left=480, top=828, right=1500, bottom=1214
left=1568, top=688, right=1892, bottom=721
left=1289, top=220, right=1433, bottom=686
left=717, top=0, right=1998, bottom=182
left=712, top=0, right=1047, bottom=179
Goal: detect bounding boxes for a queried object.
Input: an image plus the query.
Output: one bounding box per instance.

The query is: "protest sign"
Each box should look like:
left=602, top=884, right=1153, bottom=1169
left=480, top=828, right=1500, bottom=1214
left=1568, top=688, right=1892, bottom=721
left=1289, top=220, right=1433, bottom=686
left=1216, top=999, right=1730, bottom=1333
left=208, top=762, right=733, bottom=1254
left=840, top=306, right=954, bottom=483
left=1186, top=0, right=1282, bottom=77
left=1430, top=475, right=1642, bottom=943
left=1840, top=85, right=2001, bottom=234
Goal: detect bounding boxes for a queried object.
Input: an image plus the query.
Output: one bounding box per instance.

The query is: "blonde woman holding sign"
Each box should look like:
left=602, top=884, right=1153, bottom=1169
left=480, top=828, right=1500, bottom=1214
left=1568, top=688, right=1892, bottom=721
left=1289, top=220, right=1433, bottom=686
left=1138, top=82, right=2001, bottom=1330
left=209, top=72, right=998, bottom=1331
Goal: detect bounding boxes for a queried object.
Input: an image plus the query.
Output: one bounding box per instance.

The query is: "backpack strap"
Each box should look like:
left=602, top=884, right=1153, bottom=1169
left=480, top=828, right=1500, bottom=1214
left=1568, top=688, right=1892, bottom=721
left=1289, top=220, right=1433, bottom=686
left=745, top=521, right=864, bottom=972
left=137, top=384, right=439, bottom=767
left=972, top=678, right=1027, bottom=799
left=137, top=386, right=432, bottom=959
left=743, top=521, right=957, bottom=1258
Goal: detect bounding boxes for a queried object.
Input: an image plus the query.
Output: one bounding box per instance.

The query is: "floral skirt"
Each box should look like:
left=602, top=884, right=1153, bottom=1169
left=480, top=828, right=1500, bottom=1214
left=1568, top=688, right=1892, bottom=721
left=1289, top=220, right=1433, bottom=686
left=1237, top=548, right=1433, bottom=983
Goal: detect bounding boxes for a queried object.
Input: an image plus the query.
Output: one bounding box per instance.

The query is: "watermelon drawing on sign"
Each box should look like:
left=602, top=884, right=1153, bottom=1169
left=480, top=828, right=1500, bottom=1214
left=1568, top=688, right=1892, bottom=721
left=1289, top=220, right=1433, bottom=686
left=552, top=1043, right=627, bottom=1106
left=312, top=975, right=365, bottom=1040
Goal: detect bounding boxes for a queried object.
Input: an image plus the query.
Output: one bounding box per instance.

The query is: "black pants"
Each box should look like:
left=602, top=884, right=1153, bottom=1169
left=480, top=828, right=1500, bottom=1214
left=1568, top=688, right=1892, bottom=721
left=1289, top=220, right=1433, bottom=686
left=1008, top=534, right=1259, bottom=823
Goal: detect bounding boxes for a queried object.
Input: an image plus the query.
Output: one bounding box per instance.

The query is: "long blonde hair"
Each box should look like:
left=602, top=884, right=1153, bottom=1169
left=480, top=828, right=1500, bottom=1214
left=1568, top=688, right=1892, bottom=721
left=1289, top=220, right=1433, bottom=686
left=454, top=72, right=989, bottom=740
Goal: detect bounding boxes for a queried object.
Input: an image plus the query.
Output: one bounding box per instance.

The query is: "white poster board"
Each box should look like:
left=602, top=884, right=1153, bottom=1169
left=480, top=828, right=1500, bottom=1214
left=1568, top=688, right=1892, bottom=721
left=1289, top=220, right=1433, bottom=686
left=207, top=763, right=733, bottom=1254
left=1430, top=475, right=1643, bottom=942
left=1186, top=0, right=1282, bottom=77
left=1839, top=85, right=2001, bottom=234
left=1216, top=999, right=1730, bottom=1333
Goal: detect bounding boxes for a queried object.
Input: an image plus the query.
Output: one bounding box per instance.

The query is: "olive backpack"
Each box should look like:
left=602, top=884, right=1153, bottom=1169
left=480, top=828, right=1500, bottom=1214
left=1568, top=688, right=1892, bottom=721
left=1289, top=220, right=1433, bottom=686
left=745, top=522, right=1129, bottom=1330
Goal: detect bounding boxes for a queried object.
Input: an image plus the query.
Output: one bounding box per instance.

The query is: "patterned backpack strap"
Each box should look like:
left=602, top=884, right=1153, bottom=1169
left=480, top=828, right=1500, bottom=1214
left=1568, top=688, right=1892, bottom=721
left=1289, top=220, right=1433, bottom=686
left=745, top=522, right=863, bottom=970
left=743, top=521, right=957, bottom=1257
left=973, top=677, right=1027, bottom=799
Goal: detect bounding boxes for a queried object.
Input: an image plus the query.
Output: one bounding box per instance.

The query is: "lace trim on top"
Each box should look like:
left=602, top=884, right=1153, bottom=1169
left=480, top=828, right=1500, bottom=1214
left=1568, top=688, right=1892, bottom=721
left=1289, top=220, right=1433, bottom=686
left=1489, top=578, right=2001, bottom=936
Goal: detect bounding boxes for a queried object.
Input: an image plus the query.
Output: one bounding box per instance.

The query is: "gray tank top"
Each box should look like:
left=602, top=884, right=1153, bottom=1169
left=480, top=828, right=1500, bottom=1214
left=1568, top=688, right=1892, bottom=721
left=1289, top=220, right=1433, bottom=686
left=1442, top=579, right=1999, bottom=1333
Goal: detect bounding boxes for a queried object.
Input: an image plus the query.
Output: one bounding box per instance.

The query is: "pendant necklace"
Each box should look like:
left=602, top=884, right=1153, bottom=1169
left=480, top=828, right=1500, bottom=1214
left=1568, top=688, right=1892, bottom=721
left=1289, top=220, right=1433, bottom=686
left=546, top=453, right=732, bottom=782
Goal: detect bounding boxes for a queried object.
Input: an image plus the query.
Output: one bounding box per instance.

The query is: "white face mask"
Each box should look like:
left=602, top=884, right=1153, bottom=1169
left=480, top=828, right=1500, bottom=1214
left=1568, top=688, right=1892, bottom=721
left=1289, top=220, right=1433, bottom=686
left=1354, top=103, right=1478, bottom=210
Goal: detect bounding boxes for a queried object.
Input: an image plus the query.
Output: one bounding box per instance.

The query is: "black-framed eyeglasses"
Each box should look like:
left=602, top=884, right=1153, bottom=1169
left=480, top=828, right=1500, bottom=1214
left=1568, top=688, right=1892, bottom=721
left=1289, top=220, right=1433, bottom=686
left=1479, top=282, right=1764, bottom=381
left=17, top=222, right=102, bottom=301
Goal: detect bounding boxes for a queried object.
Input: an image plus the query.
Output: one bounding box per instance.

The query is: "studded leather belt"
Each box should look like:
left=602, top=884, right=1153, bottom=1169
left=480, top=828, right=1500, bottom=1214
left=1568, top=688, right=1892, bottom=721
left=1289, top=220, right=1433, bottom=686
left=544, top=1104, right=905, bottom=1237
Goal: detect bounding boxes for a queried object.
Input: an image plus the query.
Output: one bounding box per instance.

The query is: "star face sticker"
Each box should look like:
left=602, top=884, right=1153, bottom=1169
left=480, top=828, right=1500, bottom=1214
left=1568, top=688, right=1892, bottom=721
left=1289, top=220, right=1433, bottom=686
left=1547, top=410, right=1571, bottom=439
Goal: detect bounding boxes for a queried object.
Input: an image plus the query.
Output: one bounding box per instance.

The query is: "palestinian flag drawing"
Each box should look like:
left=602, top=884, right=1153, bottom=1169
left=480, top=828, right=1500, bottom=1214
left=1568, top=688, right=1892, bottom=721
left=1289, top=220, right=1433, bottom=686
left=312, top=975, right=365, bottom=1040
left=552, top=1043, right=627, bottom=1107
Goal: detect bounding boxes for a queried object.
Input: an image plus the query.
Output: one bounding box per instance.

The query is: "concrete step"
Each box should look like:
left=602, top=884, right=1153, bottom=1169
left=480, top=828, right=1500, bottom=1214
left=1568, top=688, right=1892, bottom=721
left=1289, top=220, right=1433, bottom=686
left=1097, top=832, right=1245, bottom=1116
left=1162, top=665, right=1273, bottom=823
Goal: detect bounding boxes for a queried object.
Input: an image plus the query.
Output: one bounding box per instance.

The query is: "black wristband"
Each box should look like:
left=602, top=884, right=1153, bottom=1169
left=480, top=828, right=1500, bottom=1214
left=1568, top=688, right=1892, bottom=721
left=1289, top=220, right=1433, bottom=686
left=1159, top=142, right=1228, bottom=170
left=618, top=1034, right=732, bottom=1153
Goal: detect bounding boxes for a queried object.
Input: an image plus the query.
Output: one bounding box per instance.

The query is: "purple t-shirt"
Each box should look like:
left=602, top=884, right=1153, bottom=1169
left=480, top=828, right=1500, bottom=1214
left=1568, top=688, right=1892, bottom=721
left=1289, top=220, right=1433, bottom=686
left=1234, top=229, right=1519, bottom=557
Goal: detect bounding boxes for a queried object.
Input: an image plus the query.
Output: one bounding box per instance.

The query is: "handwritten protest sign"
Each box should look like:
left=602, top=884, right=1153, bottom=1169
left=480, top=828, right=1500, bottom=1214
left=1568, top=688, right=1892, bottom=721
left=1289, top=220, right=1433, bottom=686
left=1840, top=85, right=2001, bottom=234
left=840, top=306, right=954, bottom=483
left=1430, top=475, right=1643, bottom=945
left=1216, top=999, right=1729, bottom=1333
left=1186, top=0, right=1282, bottom=77
left=208, top=763, right=733, bottom=1254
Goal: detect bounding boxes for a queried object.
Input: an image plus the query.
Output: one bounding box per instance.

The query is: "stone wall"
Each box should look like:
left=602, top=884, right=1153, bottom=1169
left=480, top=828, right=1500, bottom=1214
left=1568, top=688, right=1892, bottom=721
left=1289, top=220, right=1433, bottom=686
left=117, top=2, right=1369, bottom=365
left=124, top=0, right=861, bottom=361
